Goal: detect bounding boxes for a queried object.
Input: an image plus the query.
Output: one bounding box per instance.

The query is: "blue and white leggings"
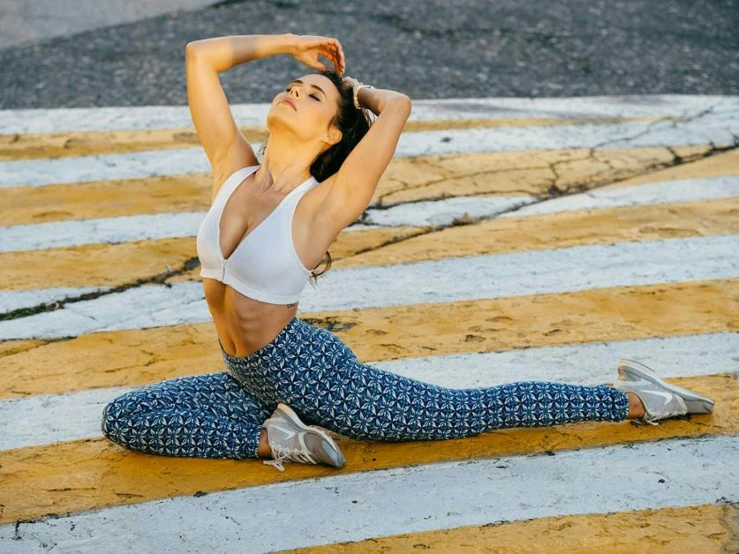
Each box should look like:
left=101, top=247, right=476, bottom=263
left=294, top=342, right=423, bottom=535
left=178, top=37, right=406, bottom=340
left=101, top=316, right=630, bottom=460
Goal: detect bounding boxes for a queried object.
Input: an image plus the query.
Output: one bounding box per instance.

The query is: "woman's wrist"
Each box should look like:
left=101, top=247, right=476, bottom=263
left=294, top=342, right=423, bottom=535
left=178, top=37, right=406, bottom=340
left=357, top=87, right=409, bottom=115
left=282, top=33, right=299, bottom=56
left=352, top=83, right=374, bottom=109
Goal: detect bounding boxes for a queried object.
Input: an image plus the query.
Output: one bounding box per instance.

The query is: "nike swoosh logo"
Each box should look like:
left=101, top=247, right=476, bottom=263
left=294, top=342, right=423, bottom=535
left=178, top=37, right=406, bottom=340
left=647, top=390, right=674, bottom=405
left=277, top=427, right=299, bottom=440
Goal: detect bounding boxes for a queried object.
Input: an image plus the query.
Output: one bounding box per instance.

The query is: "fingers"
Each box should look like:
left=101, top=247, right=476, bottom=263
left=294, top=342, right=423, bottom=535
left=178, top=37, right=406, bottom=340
left=322, top=38, right=345, bottom=74
left=323, top=47, right=341, bottom=73
left=332, top=40, right=345, bottom=74
left=302, top=36, right=345, bottom=74
left=318, top=49, right=342, bottom=74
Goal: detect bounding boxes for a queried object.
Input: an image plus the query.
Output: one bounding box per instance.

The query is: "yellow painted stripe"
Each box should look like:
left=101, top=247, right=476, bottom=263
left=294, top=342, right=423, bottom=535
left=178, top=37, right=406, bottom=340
left=5, top=184, right=737, bottom=292
left=0, top=144, right=714, bottom=227
left=0, top=338, right=43, bottom=358
left=333, top=197, right=739, bottom=269
left=2, top=278, right=737, bottom=400
left=0, top=115, right=677, bottom=162
left=0, top=171, right=211, bottom=227
left=279, top=503, right=739, bottom=553
left=611, top=142, right=739, bottom=188
left=377, top=145, right=715, bottom=207
left=0, top=372, right=733, bottom=524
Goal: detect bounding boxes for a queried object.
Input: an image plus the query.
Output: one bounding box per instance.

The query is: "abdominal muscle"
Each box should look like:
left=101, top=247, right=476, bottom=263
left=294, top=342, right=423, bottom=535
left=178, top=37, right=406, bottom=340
left=203, top=279, right=299, bottom=358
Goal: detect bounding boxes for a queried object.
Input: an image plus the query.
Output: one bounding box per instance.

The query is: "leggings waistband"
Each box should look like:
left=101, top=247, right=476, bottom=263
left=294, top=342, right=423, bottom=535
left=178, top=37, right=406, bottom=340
left=218, top=316, right=303, bottom=365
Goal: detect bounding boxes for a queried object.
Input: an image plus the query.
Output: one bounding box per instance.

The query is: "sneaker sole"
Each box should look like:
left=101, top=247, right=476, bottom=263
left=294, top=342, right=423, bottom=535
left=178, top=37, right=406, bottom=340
left=618, top=359, right=714, bottom=414
left=275, top=403, right=346, bottom=467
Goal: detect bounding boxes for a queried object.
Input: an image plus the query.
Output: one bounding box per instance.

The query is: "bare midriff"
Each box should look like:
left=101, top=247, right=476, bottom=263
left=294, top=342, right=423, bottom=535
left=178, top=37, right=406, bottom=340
left=203, top=278, right=300, bottom=358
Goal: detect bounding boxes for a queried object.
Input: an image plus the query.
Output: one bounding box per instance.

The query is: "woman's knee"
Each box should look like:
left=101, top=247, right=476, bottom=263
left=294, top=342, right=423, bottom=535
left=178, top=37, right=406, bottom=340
left=101, top=394, right=133, bottom=438
left=100, top=386, right=155, bottom=441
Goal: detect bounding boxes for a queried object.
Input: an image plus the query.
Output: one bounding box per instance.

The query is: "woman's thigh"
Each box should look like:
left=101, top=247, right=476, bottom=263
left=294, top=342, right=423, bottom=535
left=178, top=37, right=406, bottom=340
left=105, top=371, right=273, bottom=426
left=271, top=325, right=628, bottom=440
left=101, top=371, right=271, bottom=460
left=285, top=354, right=469, bottom=440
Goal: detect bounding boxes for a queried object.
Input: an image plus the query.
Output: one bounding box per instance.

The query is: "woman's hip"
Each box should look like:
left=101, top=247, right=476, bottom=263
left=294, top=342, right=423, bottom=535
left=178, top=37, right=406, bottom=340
left=220, top=316, right=355, bottom=400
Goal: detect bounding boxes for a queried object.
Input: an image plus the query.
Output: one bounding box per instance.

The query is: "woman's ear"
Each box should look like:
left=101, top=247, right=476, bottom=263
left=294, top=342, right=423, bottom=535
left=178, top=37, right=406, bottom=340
left=325, top=126, right=342, bottom=147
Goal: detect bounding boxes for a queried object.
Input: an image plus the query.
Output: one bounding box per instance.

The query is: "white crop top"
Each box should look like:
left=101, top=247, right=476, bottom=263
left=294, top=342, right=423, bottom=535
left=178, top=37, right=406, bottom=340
left=196, top=164, right=320, bottom=304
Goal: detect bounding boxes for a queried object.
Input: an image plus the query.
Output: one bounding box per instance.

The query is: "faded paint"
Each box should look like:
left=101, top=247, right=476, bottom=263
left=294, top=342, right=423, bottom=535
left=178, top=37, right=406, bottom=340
left=279, top=503, right=739, bottom=553
left=0, top=145, right=718, bottom=227
left=1, top=114, right=735, bottom=188
left=0, top=234, right=736, bottom=341
left=1, top=115, right=675, bottom=162
left=4, top=187, right=738, bottom=294
left=1, top=433, right=737, bottom=548
left=1, top=95, right=738, bottom=549
left=1, top=332, right=736, bottom=450
left=1, top=95, right=730, bottom=134
left=1, top=278, right=737, bottom=399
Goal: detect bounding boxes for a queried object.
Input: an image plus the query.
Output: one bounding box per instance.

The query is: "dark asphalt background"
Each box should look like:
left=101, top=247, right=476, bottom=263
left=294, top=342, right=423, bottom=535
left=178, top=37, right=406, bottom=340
left=0, top=0, right=737, bottom=109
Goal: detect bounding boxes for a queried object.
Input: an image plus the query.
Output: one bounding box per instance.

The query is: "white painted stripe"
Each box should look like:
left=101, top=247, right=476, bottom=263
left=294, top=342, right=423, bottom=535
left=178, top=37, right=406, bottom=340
left=2, top=106, right=737, bottom=188
left=1, top=434, right=737, bottom=551
left=1, top=332, right=735, bottom=452
left=0, top=195, right=534, bottom=254
left=0, top=234, right=736, bottom=341
left=3, top=174, right=738, bottom=256
left=363, top=195, right=535, bottom=227
left=1, top=95, right=734, bottom=134
left=501, top=175, right=739, bottom=218
left=379, top=331, right=739, bottom=389
left=0, top=287, right=114, bottom=314
left=0, top=212, right=208, bottom=254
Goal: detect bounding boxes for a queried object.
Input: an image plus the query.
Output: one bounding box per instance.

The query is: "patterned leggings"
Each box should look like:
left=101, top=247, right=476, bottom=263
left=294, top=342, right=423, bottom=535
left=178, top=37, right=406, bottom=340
left=101, top=316, right=630, bottom=460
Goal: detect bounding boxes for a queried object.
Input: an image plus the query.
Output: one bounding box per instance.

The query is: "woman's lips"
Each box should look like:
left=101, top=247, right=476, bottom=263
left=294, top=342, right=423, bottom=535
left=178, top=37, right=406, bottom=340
left=281, top=98, right=296, bottom=110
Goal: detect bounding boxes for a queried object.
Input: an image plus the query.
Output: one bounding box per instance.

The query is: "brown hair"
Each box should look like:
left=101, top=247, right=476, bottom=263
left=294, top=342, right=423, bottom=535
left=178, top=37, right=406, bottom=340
left=258, top=69, right=374, bottom=284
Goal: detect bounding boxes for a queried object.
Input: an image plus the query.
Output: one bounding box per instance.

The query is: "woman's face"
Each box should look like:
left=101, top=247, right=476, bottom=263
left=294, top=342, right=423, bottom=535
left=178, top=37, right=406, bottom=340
left=267, top=74, right=341, bottom=145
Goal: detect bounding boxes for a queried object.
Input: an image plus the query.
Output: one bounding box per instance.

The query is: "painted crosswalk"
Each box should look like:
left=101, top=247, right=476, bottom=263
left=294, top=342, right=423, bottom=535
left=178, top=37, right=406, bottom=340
left=0, top=95, right=737, bottom=552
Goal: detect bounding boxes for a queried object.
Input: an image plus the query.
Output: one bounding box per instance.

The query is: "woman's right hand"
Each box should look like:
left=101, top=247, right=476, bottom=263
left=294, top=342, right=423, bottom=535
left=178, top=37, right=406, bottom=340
left=290, top=34, right=345, bottom=75
left=342, top=75, right=360, bottom=89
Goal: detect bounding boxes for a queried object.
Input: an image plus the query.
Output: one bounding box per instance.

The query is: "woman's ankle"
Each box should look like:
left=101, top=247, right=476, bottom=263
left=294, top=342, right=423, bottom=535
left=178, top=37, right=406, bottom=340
left=626, top=392, right=646, bottom=419
left=257, top=427, right=272, bottom=458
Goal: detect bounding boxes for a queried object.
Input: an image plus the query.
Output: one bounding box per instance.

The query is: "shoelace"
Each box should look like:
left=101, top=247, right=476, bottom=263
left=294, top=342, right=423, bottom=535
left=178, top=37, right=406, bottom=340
left=263, top=443, right=318, bottom=472
left=637, top=392, right=689, bottom=426
left=633, top=416, right=660, bottom=426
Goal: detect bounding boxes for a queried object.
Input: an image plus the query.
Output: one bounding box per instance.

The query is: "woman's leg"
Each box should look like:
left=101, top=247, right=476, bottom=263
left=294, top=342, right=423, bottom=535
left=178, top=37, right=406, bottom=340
left=101, top=371, right=272, bottom=459
left=274, top=325, right=630, bottom=442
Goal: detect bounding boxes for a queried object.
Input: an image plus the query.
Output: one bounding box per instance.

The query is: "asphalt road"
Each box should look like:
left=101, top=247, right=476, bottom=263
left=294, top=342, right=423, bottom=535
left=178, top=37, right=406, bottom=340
left=0, top=0, right=737, bottom=109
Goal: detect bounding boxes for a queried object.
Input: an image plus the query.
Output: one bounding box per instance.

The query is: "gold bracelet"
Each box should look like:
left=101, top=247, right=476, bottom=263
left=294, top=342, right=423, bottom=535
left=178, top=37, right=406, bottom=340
left=353, top=83, right=374, bottom=109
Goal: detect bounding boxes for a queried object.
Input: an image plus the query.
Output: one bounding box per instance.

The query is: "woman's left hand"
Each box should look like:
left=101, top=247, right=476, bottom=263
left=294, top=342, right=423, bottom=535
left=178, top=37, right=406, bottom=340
left=290, top=34, right=345, bottom=74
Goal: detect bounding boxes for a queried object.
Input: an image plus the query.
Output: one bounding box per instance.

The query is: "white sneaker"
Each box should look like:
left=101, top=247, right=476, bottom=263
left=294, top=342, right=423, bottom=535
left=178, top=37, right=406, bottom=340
left=261, top=402, right=346, bottom=472
left=614, top=358, right=715, bottom=426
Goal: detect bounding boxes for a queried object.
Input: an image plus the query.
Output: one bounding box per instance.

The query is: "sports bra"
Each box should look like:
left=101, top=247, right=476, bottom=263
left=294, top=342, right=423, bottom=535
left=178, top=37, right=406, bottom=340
left=196, top=164, right=320, bottom=304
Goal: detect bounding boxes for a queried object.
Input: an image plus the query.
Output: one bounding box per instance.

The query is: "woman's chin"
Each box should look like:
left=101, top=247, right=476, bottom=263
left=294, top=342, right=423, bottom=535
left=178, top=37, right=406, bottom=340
left=266, top=112, right=292, bottom=128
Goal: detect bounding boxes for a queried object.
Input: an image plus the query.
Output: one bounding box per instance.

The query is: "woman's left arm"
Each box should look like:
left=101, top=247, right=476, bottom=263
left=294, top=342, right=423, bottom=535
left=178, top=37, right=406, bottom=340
left=319, top=86, right=412, bottom=231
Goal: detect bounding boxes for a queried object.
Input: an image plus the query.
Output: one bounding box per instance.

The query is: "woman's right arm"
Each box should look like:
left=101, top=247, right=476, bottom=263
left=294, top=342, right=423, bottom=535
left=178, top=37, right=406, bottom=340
left=186, top=33, right=296, bottom=74
left=185, top=34, right=297, bottom=198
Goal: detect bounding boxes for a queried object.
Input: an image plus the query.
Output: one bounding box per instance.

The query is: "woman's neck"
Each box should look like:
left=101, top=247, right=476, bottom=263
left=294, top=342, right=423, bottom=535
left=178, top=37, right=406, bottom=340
left=257, top=135, right=316, bottom=193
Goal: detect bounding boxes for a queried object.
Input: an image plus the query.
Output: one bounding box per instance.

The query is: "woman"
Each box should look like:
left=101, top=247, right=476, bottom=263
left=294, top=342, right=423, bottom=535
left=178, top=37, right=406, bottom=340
left=101, top=33, right=715, bottom=472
